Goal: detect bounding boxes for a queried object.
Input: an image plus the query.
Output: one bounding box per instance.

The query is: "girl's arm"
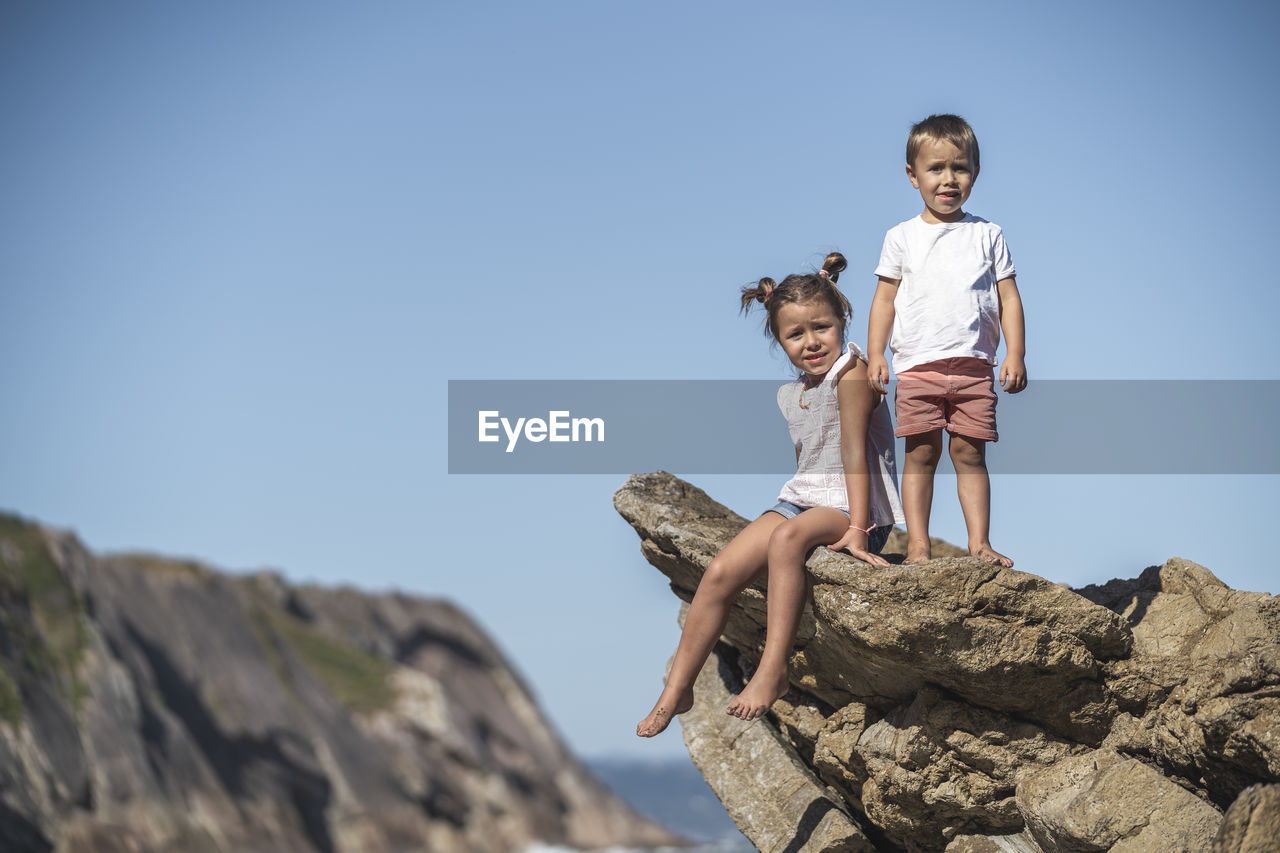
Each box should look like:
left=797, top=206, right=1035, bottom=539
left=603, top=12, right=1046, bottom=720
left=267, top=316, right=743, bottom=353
left=828, top=356, right=891, bottom=566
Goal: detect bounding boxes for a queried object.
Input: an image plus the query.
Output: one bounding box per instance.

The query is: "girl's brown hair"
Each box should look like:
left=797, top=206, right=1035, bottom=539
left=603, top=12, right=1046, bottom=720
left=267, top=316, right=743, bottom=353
left=740, top=252, right=853, bottom=342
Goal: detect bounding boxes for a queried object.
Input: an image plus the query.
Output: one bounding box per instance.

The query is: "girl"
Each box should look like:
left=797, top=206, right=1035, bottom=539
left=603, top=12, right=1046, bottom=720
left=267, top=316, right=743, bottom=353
left=636, top=252, right=904, bottom=736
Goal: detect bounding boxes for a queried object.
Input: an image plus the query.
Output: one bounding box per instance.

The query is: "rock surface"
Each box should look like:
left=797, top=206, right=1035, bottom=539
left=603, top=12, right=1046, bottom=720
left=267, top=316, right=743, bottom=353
left=0, top=512, right=678, bottom=853
left=1016, top=749, right=1221, bottom=852
left=615, top=471, right=1280, bottom=853
left=678, top=625, right=874, bottom=852
left=1213, top=784, right=1280, bottom=853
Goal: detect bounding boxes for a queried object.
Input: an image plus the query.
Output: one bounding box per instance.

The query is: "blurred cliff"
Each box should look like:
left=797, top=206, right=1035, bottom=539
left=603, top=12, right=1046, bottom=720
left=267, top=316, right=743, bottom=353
left=0, top=512, right=679, bottom=853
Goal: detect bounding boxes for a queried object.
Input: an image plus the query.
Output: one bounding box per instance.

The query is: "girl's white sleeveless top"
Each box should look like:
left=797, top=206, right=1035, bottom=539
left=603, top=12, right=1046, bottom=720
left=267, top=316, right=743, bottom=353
left=776, top=342, right=905, bottom=527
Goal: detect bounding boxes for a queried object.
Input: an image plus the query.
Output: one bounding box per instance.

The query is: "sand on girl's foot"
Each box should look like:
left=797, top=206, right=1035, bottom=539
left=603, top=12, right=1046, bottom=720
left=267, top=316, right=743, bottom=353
left=636, top=692, right=693, bottom=737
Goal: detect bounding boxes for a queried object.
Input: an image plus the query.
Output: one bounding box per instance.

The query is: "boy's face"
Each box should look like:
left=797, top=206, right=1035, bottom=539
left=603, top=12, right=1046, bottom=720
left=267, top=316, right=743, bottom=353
left=907, top=137, right=978, bottom=224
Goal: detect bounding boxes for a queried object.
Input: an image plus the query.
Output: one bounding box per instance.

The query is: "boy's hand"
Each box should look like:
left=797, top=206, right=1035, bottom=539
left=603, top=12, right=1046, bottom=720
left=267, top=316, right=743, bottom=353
left=999, top=355, right=1027, bottom=393
left=867, top=354, right=891, bottom=395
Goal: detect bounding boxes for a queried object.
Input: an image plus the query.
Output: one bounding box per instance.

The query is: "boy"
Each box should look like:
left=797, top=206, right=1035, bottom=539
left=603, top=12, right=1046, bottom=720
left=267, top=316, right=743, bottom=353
left=866, top=114, right=1027, bottom=566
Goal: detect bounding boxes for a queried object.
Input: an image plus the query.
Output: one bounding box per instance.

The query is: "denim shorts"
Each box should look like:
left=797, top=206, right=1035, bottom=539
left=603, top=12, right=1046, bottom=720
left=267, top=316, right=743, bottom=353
left=764, top=501, right=893, bottom=555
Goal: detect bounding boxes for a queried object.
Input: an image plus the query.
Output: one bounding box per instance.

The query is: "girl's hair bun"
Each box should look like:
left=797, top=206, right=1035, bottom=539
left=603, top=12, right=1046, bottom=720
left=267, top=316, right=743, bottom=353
left=820, top=252, right=847, bottom=283
left=740, top=277, right=778, bottom=312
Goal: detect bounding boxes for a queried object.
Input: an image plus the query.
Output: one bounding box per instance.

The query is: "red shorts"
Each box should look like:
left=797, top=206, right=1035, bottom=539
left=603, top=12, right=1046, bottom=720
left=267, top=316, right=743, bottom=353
left=894, top=357, right=998, bottom=441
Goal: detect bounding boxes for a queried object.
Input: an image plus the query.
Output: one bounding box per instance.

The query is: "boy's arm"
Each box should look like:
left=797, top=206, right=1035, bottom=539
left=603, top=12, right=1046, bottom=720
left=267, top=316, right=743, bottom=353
left=866, top=277, right=898, bottom=394
left=997, top=276, right=1027, bottom=393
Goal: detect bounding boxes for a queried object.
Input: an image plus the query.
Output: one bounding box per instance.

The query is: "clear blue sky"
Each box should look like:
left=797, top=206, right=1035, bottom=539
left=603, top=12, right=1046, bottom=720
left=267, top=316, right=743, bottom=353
left=3, top=2, right=1278, bottom=759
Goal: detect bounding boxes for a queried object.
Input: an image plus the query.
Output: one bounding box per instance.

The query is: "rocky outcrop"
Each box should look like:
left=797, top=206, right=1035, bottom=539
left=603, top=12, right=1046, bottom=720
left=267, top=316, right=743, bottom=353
left=615, top=471, right=1280, bottom=853
left=0, top=512, right=678, bottom=853
left=1213, top=784, right=1280, bottom=853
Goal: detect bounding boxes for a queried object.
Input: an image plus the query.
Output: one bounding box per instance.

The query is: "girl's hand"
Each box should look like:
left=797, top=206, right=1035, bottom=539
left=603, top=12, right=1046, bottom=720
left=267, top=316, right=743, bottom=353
left=845, top=546, right=890, bottom=567
left=829, top=529, right=890, bottom=567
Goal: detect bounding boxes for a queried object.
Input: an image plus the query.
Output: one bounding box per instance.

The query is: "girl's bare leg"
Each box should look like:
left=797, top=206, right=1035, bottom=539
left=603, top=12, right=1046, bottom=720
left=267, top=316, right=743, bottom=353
left=726, top=507, right=850, bottom=721
left=902, top=430, right=943, bottom=563
left=949, top=433, right=1013, bottom=567
left=636, top=511, right=786, bottom=737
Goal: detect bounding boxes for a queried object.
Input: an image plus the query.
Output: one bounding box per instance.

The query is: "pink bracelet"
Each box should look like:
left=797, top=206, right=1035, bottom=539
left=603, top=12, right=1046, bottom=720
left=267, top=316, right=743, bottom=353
left=848, top=523, right=875, bottom=535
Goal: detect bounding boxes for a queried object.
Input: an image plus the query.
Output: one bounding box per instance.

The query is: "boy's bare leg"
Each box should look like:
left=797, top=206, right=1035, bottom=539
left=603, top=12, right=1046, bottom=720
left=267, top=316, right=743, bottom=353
left=637, top=511, right=785, bottom=737
left=727, top=508, right=849, bottom=721
left=902, top=431, right=943, bottom=563
left=949, top=433, right=1013, bottom=567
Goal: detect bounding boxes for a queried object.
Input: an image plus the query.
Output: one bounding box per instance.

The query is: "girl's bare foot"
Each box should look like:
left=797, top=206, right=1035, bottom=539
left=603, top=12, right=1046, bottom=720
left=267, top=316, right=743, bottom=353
left=725, top=667, right=790, bottom=721
left=970, top=542, right=1013, bottom=567
left=636, top=689, right=694, bottom=737
left=905, top=539, right=932, bottom=564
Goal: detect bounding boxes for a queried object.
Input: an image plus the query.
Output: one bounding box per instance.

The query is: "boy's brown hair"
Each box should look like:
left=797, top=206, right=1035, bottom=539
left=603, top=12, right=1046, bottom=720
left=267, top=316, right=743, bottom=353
left=906, top=113, right=980, bottom=173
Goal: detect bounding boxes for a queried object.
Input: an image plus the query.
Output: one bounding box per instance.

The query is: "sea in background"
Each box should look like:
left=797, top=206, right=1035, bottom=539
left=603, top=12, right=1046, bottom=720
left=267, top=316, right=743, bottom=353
left=551, top=756, right=756, bottom=853
left=524, top=844, right=751, bottom=853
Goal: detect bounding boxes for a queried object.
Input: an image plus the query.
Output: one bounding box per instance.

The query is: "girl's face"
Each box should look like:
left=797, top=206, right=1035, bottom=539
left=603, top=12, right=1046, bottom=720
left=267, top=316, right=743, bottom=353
left=775, top=299, right=843, bottom=382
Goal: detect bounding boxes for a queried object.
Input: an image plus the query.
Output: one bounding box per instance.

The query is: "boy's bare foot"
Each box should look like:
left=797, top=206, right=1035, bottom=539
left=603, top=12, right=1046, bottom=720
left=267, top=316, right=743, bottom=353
left=905, top=540, right=932, bottom=564
left=636, top=689, right=694, bottom=738
left=725, top=667, right=790, bottom=721
left=970, top=542, right=1013, bottom=567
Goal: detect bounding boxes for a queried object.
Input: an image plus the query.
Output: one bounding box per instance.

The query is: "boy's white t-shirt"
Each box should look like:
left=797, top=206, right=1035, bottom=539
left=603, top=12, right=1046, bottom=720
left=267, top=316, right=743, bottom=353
left=874, top=213, right=1016, bottom=374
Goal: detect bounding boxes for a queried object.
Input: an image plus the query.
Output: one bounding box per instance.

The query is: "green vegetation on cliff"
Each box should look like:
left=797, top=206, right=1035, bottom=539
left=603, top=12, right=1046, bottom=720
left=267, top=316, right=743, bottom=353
left=0, top=513, right=87, bottom=724
left=245, top=582, right=394, bottom=714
